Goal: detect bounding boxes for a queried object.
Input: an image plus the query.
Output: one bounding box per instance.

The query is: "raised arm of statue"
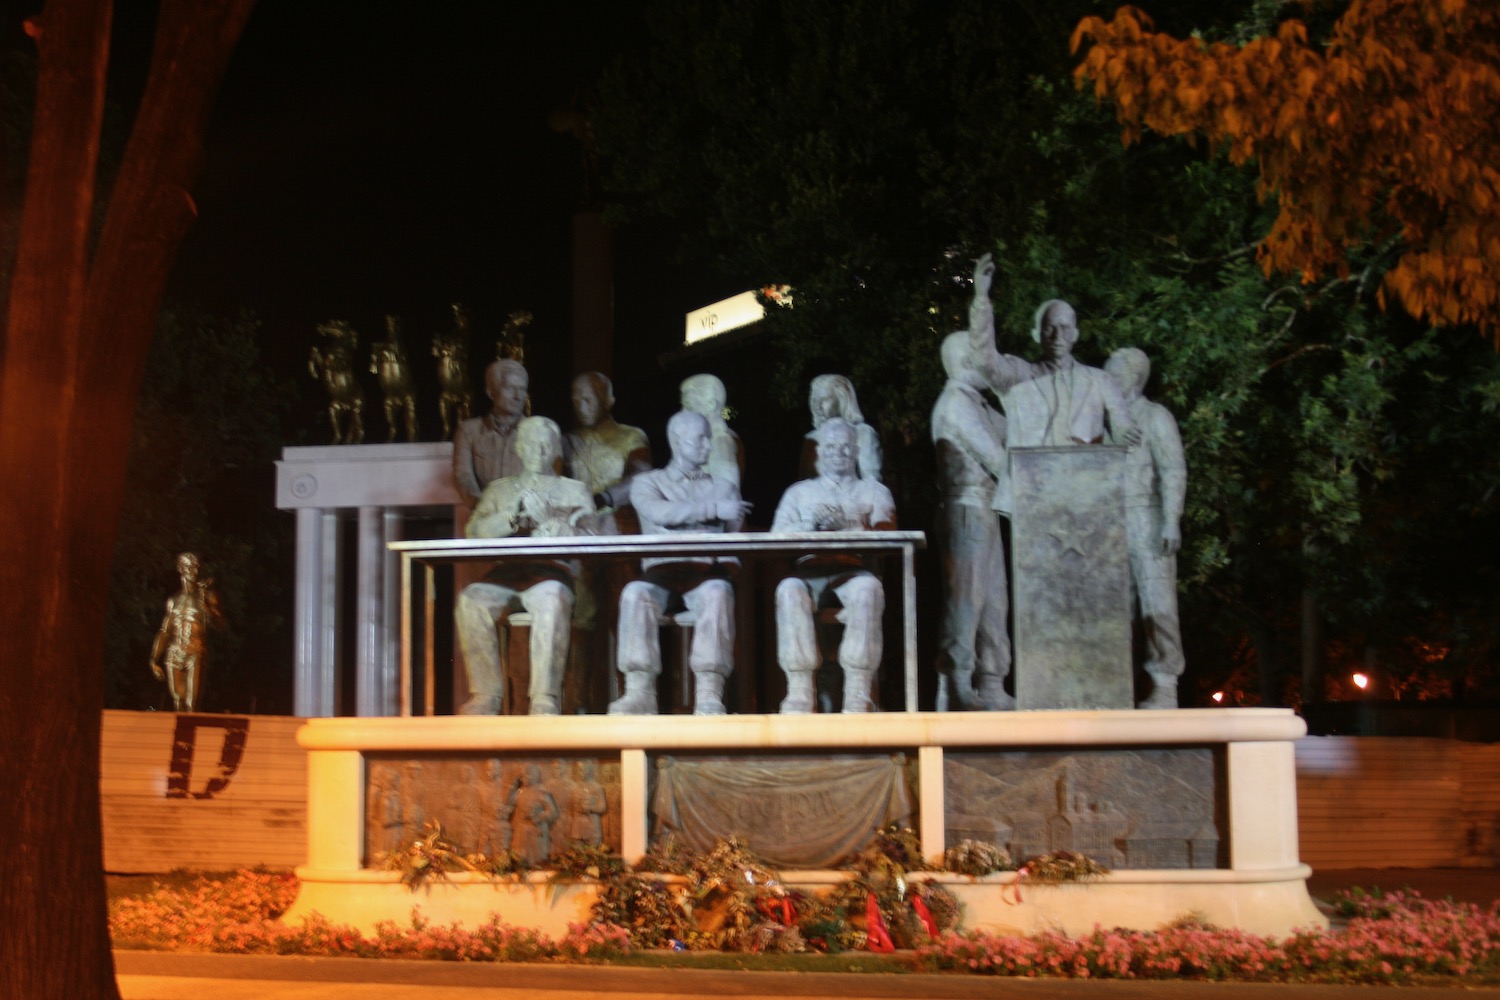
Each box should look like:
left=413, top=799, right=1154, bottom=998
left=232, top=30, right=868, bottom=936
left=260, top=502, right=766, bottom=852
left=966, top=253, right=1045, bottom=394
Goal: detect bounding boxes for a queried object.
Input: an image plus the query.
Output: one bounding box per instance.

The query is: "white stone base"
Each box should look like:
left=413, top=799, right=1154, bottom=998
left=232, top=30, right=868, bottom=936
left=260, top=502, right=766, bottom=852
left=287, top=709, right=1329, bottom=939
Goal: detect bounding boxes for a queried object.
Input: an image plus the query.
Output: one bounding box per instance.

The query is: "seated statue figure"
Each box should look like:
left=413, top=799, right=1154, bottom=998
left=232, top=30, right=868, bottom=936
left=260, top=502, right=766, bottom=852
left=608, top=410, right=752, bottom=716
left=798, top=374, right=883, bottom=482
left=456, top=416, right=597, bottom=715
left=772, top=418, right=898, bottom=714
left=563, top=371, right=653, bottom=510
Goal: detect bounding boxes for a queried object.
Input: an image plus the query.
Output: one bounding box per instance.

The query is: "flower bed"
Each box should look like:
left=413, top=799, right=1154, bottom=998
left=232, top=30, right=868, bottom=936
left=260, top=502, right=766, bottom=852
left=109, top=869, right=1498, bottom=984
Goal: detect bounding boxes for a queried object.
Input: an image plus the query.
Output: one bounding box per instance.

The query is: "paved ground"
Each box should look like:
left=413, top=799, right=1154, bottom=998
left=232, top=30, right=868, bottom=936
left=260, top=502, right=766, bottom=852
left=115, top=868, right=1500, bottom=1000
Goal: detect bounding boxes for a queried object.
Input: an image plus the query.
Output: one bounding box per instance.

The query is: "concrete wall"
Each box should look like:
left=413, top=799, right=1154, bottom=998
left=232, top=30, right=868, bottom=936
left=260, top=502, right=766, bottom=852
left=100, top=710, right=305, bottom=872
left=1296, top=735, right=1500, bottom=869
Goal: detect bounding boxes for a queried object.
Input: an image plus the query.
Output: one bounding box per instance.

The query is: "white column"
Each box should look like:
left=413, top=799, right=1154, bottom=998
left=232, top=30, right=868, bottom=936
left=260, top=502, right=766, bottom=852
left=381, top=510, right=403, bottom=717
left=319, top=509, right=343, bottom=716
left=356, top=506, right=383, bottom=717
left=294, top=508, right=324, bottom=718
left=1228, top=740, right=1303, bottom=870
left=620, top=749, right=649, bottom=862
left=305, top=749, right=365, bottom=871
left=917, top=745, right=945, bottom=863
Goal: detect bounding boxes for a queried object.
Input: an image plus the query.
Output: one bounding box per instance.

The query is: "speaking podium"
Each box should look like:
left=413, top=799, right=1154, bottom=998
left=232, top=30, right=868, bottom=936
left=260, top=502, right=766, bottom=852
left=1009, top=445, right=1132, bottom=710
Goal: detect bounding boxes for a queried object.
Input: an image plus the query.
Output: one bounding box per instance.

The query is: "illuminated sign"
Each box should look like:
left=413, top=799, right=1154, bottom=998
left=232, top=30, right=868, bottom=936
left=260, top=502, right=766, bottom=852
left=684, top=291, right=765, bottom=345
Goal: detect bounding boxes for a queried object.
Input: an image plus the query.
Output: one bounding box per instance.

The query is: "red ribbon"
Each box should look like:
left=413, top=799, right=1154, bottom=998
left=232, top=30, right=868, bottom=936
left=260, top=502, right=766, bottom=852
left=865, top=892, right=895, bottom=952
left=912, top=895, right=938, bottom=938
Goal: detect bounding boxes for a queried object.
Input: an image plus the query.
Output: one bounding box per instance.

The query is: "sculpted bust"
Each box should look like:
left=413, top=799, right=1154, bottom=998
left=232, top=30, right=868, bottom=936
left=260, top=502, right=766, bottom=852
left=964, top=254, right=1139, bottom=513
left=679, top=373, right=744, bottom=488
left=563, top=371, right=653, bottom=509
left=799, top=374, right=883, bottom=482
left=452, top=358, right=530, bottom=508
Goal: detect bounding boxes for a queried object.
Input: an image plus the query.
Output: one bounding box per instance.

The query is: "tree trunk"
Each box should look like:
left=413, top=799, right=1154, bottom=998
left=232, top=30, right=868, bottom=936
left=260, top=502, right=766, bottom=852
left=0, top=2, right=253, bottom=997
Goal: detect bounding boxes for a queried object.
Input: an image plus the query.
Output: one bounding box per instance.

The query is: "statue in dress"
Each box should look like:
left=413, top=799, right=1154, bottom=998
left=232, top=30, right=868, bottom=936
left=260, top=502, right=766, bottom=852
left=931, top=332, right=1014, bottom=710
left=772, top=418, right=898, bottom=714
left=569, top=760, right=606, bottom=846
left=370, top=314, right=418, bottom=443
left=308, top=320, right=365, bottom=444
left=679, top=373, right=744, bottom=488
left=149, top=552, right=224, bottom=712
left=799, top=375, right=883, bottom=482
left=1105, top=348, right=1188, bottom=709
left=965, top=254, right=1138, bottom=513
left=511, top=763, right=560, bottom=865
left=564, top=371, right=653, bottom=509
left=608, top=410, right=752, bottom=716
left=433, top=303, right=474, bottom=439
left=455, top=416, right=597, bottom=715
left=452, top=358, right=530, bottom=509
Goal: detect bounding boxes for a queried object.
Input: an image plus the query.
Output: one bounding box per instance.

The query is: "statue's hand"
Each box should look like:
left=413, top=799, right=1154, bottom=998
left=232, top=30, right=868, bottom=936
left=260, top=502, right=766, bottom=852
left=811, top=504, right=846, bottom=531
left=716, top=499, right=752, bottom=522
left=974, top=253, right=995, bottom=296
left=1119, top=426, right=1143, bottom=447
left=150, top=660, right=165, bottom=681
left=1161, top=524, right=1181, bottom=557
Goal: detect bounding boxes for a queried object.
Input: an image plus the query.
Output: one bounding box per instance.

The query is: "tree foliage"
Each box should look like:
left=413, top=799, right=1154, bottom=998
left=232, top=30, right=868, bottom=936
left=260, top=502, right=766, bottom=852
left=597, top=0, right=1500, bottom=705
left=1072, top=0, right=1500, bottom=340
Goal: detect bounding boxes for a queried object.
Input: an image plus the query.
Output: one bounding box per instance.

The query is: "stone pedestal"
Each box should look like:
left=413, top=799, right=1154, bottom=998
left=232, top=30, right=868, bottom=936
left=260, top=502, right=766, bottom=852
left=286, top=709, right=1327, bottom=938
left=1010, top=446, right=1132, bottom=710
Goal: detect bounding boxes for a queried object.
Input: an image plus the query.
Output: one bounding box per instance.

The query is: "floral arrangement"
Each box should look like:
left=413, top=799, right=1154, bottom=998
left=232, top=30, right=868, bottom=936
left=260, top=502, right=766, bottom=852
left=1016, top=850, right=1110, bottom=884
left=380, top=821, right=527, bottom=889
left=942, top=839, right=1015, bottom=877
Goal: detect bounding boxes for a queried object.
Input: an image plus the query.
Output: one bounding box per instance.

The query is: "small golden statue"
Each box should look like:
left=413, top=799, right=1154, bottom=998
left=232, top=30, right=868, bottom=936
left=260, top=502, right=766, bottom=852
left=370, top=315, right=419, bottom=442
left=309, top=319, right=366, bottom=444
left=150, top=552, right=224, bottom=712
left=496, top=310, right=531, bottom=365
left=433, top=303, right=474, bottom=438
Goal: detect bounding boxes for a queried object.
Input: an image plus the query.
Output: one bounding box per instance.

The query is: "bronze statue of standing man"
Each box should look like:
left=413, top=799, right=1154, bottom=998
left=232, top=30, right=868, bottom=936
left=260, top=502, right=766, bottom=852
left=150, top=552, right=223, bottom=712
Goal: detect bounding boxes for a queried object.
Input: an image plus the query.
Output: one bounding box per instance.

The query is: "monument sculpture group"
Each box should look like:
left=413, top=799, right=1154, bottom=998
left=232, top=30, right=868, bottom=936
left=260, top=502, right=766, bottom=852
left=301, top=268, right=1189, bottom=716
left=280, top=269, right=1335, bottom=944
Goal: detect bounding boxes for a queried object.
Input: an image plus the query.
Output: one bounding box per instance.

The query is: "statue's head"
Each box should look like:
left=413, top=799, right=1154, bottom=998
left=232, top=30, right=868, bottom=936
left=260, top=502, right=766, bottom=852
left=940, top=331, right=976, bottom=381
left=514, top=416, right=562, bottom=474
left=679, top=373, right=726, bottom=419
left=485, top=359, right=529, bottom=416
left=667, top=410, right=712, bottom=469
left=176, top=552, right=200, bottom=582
left=814, top=417, right=859, bottom=479
left=571, top=372, right=614, bottom=428
left=484, top=758, right=502, bottom=782
left=1031, top=299, right=1079, bottom=362
left=1105, top=347, right=1151, bottom=400
left=808, top=374, right=863, bottom=428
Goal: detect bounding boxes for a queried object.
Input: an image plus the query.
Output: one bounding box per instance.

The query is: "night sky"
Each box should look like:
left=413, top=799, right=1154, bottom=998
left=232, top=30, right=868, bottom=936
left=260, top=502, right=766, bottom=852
left=146, top=1, right=710, bottom=434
